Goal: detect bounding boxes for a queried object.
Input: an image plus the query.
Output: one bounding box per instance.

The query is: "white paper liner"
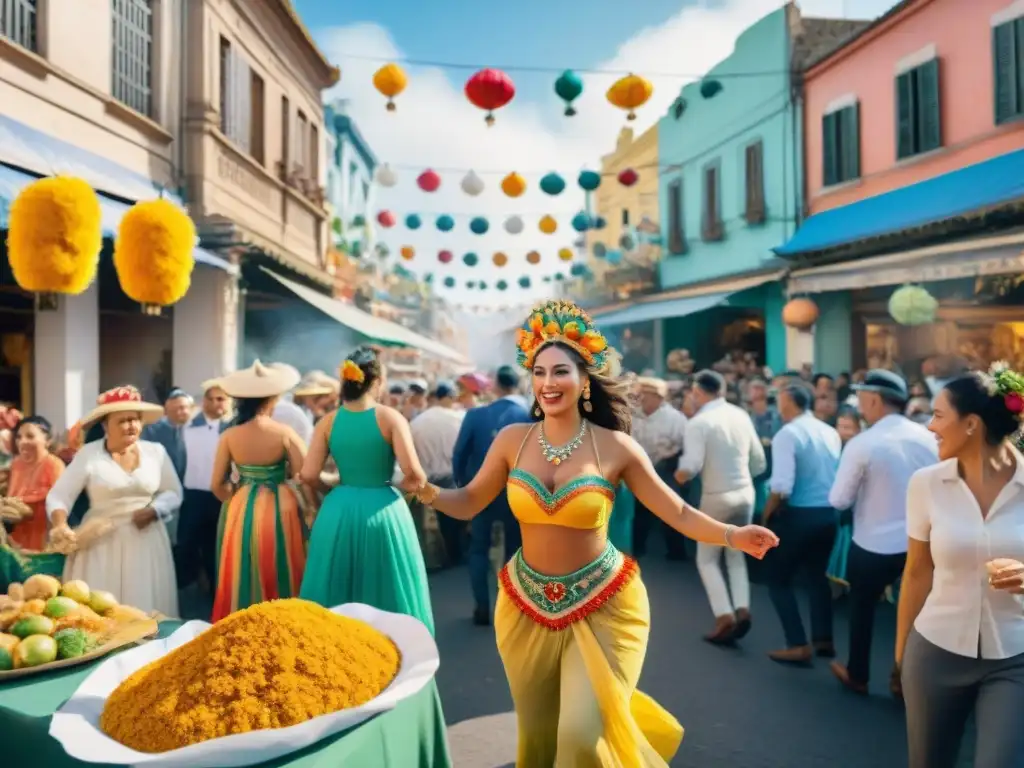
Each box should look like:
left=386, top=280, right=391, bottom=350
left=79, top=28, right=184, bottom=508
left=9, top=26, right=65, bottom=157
left=49, top=603, right=439, bottom=767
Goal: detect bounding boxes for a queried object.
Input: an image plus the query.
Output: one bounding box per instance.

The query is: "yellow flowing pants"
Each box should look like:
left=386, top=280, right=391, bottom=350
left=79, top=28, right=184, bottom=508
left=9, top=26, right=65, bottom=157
left=495, top=553, right=684, bottom=767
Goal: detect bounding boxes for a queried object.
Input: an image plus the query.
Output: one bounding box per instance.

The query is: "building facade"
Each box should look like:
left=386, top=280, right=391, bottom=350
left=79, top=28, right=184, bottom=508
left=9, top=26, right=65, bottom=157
left=779, top=0, right=1024, bottom=377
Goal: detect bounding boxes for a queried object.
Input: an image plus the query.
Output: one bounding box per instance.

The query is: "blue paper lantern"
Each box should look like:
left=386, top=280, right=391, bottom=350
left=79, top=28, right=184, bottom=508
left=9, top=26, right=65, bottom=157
left=466, top=280, right=476, bottom=288
left=606, top=250, right=623, bottom=265
left=463, top=252, right=479, bottom=267
left=578, top=170, right=601, bottom=191
left=554, top=272, right=565, bottom=281
left=443, top=276, right=456, bottom=288
left=478, top=280, right=488, bottom=290
left=570, top=263, right=586, bottom=277
left=593, top=216, right=607, bottom=230
left=470, top=216, right=489, bottom=235
left=592, top=242, right=607, bottom=259
left=518, top=276, right=531, bottom=288
left=539, top=172, right=566, bottom=196
left=496, top=279, right=508, bottom=291
left=405, top=213, right=422, bottom=230
left=436, top=214, right=455, bottom=232
left=571, top=212, right=591, bottom=232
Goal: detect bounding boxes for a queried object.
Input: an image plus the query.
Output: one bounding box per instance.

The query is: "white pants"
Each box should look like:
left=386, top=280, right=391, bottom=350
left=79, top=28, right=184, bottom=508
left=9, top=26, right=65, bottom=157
left=696, top=486, right=755, bottom=618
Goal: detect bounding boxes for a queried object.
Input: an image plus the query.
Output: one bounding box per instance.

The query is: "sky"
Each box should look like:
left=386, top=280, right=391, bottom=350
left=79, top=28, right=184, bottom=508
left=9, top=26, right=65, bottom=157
left=295, top=0, right=901, bottom=314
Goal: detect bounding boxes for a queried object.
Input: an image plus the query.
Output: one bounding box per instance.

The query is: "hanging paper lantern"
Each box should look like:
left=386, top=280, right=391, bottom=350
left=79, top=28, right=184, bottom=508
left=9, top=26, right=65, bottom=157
left=538, top=215, right=557, bottom=235
left=518, top=276, right=531, bottom=289
left=467, top=280, right=476, bottom=288
left=373, top=63, right=408, bottom=111
left=558, top=247, right=574, bottom=262
left=417, top=169, right=441, bottom=193
left=543, top=275, right=552, bottom=283
left=377, top=210, right=396, bottom=228
left=463, top=252, right=479, bottom=267
left=114, top=199, right=196, bottom=311
left=618, top=168, right=639, bottom=187
left=570, top=263, right=586, bottom=277
left=465, top=68, right=516, bottom=125
left=539, top=173, right=566, bottom=196
left=436, top=214, right=455, bottom=232
left=470, top=217, right=489, bottom=235
left=526, top=251, right=541, bottom=265
left=351, top=215, right=366, bottom=227
left=375, top=164, right=398, bottom=188
left=592, top=243, right=607, bottom=259
left=888, top=285, right=938, bottom=326
left=593, top=216, right=607, bottom=230
left=424, top=273, right=434, bottom=283
left=606, top=73, right=653, bottom=120
left=700, top=79, right=724, bottom=99
left=496, top=279, right=509, bottom=291
left=400, top=246, right=415, bottom=261
left=619, top=234, right=635, bottom=251
left=438, top=249, right=454, bottom=264
left=782, top=298, right=819, bottom=330
left=493, top=252, right=508, bottom=267
left=404, top=213, right=422, bottom=230
left=606, top=250, right=623, bottom=265
left=461, top=170, right=485, bottom=196
left=478, top=280, right=488, bottom=290
left=578, top=170, right=601, bottom=192
left=501, top=172, right=527, bottom=198
left=554, top=272, right=565, bottom=281
left=444, top=276, right=456, bottom=288
left=504, top=215, right=524, bottom=234
left=554, top=70, right=584, bottom=116
left=571, top=212, right=591, bottom=232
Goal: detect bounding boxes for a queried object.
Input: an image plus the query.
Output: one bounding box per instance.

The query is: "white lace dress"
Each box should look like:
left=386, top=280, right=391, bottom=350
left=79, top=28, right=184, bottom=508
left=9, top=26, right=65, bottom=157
left=45, top=440, right=182, bottom=617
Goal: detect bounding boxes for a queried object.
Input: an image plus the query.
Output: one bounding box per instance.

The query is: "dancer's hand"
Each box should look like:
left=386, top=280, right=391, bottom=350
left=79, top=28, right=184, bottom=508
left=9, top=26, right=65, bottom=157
left=987, top=559, right=1024, bottom=594
left=731, top=525, right=779, bottom=560
left=397, top=474, right=425, bottom=496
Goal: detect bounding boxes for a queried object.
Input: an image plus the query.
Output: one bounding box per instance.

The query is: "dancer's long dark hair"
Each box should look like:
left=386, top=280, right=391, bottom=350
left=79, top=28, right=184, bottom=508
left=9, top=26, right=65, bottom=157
left=530, top=341, right=632, bottom=434
left=233, top=396, right=274, bottom=426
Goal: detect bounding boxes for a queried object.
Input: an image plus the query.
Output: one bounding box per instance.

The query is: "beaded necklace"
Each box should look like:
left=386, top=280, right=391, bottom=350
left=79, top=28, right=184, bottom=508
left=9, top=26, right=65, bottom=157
left=538, top=421, right=586, bottom=465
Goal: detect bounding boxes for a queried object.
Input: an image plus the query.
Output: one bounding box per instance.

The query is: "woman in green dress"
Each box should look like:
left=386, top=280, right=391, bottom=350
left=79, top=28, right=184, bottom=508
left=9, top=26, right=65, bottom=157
left=299, top=346, right=436, bottom=635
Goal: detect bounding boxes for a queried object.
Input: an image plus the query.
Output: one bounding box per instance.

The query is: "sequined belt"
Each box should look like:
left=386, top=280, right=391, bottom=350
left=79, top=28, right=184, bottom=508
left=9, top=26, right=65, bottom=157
left=499, top=543, right=638, bottom=631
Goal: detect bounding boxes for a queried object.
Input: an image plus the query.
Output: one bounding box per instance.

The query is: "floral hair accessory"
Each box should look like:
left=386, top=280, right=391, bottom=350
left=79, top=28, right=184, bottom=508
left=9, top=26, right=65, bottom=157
left=515, top=299, right=610, bottom=371
left=341, top=359, right=365, bottom=384
left=986, top=361, right=1024, bottom=414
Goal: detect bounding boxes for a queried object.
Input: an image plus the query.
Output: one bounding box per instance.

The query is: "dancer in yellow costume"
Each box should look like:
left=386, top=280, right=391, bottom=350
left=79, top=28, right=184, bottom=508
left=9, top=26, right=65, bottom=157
left=409, top=300, right=780, bottom=767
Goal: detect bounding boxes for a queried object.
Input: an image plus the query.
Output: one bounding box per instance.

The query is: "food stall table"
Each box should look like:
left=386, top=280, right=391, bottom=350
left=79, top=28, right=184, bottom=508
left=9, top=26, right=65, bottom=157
left=0, top=621, right=452, bottom=767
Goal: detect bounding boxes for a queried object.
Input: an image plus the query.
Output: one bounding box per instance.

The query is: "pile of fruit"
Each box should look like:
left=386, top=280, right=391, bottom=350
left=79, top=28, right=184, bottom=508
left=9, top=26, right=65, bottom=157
left=0, top=574, right=148, bottom=671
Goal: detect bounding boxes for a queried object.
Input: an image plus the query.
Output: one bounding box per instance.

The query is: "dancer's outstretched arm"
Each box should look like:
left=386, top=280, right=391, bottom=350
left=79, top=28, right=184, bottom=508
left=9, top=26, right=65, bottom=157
left=618, top=433, right=778, bottom=559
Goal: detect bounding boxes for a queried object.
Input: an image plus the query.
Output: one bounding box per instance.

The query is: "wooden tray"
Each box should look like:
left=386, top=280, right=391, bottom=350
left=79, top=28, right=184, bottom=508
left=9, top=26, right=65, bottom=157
left=0, top=618, right=159, bottom=681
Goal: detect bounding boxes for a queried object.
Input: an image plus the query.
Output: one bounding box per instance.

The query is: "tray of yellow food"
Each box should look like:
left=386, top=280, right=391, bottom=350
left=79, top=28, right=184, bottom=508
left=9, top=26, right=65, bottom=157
left=48, top=599, right=439, bottom=767
left=0, top=574, right=158, bottom=680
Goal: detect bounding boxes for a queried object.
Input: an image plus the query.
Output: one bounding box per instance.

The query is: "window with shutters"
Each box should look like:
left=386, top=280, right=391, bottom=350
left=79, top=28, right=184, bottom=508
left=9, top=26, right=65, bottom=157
left=1, top=0, right=38, bottom=51
left=667, top=180, right=686, bottom=254
left=701, top=163, right=723, bottom=242
left=218, top=37, right=260, bottom=158
left=744, top=140, right=765, bottom=224
left=309, top=123, right=319, bottom=179
left=295, top=111, right=309, bottom=175
left=250, top=72, right=265, bottom=166
left=111, top=0, right=154, bottom=117
left=895, top=58, right=942, bottom=160
left=821, top=103, right=861, bottom=186
left=993, top=17, right=1024, bottom=125
left=280, top=96, right=290, bottom=180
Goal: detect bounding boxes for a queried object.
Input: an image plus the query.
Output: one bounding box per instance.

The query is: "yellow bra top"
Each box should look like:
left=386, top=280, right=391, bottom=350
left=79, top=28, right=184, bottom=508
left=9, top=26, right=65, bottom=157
left=506, top=424, right=616, bottom=530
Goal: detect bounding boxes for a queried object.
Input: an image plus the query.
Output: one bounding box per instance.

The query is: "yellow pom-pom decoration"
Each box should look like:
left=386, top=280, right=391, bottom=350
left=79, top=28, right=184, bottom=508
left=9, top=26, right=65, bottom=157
left=6, top=176, right=103, bottom=294
left=113, top=199, right=196, bottom=308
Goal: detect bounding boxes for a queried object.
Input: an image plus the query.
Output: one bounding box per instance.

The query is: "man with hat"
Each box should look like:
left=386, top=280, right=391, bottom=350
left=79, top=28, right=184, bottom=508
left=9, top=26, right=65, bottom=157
left=828, top=369, right=938, bottom=697
left=292, top=371, right=339, bottom=422
left=403, top=379, right=429, bottom=422
left=142, top=387, right=194, bottom=482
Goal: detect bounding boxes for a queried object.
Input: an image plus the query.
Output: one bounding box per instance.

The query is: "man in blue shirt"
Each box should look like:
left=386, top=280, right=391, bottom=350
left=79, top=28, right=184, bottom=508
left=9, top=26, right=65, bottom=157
left=762, top=382, right=842, bottom=664
left=453, top=365, right=530, bottom=626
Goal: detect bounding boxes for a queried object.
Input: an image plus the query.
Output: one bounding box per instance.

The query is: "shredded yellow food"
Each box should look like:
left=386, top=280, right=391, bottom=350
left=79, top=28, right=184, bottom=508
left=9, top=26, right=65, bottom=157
left=100, top=599, right=401, bottom=753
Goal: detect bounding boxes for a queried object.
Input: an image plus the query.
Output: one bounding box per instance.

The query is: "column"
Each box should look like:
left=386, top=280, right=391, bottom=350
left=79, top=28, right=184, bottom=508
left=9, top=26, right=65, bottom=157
left=172, top=267, right=239, bottom=396
left=34, top=283, right=100, bottom=429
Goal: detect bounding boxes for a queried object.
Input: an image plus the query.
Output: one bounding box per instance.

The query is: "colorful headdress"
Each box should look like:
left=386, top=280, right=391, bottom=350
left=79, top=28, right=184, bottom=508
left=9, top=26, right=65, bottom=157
left=341, top=359, right=365, bottom=384
left=515, top=299, right=610, bottom=370
left=986, top=361, right=1024, bottom=414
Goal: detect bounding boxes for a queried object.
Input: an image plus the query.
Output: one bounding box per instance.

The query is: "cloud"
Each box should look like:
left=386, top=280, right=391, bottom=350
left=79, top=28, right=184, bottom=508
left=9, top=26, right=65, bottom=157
left=314, top=0, right=894, bottom=319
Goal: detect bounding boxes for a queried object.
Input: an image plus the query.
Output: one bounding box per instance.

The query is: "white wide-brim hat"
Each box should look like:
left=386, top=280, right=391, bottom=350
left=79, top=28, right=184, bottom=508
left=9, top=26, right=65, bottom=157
left=218, top=360, right=301, bottom=399
left=81, top=386, right=164, bottom=429
left=293, top=370, right=338, bottom=397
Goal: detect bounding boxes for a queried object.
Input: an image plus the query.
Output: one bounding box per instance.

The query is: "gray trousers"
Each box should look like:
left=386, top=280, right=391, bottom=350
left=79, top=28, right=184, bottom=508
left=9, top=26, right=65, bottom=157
left=902, top=628, right=1024, bottom=768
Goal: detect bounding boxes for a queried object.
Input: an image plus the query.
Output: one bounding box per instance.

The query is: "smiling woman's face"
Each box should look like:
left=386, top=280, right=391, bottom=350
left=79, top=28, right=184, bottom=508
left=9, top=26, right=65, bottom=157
left=532, top=344, right=584, bottom=418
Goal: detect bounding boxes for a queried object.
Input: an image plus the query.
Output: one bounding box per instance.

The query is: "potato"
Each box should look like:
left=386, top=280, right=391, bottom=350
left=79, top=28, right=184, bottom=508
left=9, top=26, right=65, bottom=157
left=7, top=583, right=24, bottom=602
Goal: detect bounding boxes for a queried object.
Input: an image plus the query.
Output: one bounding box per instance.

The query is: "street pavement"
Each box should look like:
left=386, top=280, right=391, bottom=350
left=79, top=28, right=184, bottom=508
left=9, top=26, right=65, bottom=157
left=430, top=554, right=975, bottom=768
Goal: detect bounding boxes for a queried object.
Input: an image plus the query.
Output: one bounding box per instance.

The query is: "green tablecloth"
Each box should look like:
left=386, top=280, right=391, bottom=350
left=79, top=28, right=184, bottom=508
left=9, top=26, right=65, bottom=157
left=0, top=621, right=452, bottom=767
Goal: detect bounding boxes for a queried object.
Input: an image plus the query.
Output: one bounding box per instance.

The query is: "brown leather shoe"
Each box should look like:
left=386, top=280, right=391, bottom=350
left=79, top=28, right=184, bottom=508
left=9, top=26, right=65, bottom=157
left=703, top=614, right=737, bottom=645
left=733, top=608, right=752, bottom=639
left=830, top=661, right=868, bottom=694
left=814, top=641, right=836, bottom=658
left=768, top=645, right=813, bottom=665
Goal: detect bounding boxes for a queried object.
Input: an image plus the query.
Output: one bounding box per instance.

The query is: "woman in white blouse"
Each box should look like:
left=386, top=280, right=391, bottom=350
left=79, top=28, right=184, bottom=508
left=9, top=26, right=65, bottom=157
left=896, top=370, right=1024, bottom=768
left=46, top=386, right=183, bottom=617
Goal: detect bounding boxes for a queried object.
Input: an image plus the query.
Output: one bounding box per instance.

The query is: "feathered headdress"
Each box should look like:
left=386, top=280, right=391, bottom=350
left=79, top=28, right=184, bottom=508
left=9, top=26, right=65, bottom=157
left=515, top=299, right=610, bottom=370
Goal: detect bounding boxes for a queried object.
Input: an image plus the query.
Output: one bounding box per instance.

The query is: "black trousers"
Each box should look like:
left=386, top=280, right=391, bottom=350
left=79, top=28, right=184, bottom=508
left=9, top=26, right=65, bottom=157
left=633, top=454, right=688, bottom=559
left=765, top=505, right=838, bottom=647
left=846, top=541, right=906, bottom=684
left=175, top=488, right=222, bottom=590
left=431, top=475, right=465, bottom=567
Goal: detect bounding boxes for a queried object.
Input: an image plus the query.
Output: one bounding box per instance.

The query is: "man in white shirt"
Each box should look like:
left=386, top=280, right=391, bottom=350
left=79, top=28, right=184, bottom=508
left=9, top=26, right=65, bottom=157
left=675, top=370, right=767, bottom=644
left=410, top=381, right=466, bottom=567
left=828, top=369, right=938, bottom=695
left=632, top=377, right=688, bottom=560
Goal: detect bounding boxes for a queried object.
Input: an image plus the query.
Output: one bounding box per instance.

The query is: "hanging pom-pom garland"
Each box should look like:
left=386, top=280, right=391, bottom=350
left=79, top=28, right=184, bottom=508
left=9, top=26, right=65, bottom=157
left=114, top=198, right=196, bottom=312
left=461, top=170, right=485, bottom=196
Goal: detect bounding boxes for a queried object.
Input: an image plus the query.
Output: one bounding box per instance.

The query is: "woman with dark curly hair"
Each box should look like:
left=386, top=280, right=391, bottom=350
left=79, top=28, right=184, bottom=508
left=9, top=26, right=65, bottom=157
left=406, top=300, right=779, bottom=767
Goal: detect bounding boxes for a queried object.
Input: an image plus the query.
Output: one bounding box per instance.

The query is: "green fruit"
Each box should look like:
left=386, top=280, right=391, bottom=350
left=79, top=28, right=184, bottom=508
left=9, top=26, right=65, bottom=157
left=87, top=590, right=118, bottom=615
left=44, top=596, right=80, bottom=619
left=0, top=648, right=12, bottom=671
left=15, top=635, right=57, bottom=667
left=54, top=628, right=94, bottom=660
left=10, top=615, right=55, bottom=639
left=60, top=580, right=91, bottom=604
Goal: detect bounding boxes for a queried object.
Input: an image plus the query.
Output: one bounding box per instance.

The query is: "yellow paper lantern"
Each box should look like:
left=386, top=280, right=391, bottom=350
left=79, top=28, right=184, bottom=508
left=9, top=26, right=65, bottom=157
left=372, top=63, right=408, bottom=111
left=526, top=251, right=541, bottom=265
left=7, top=176, right=102, bottom=295
left=113, top=198, right=196, bottom=310
left=606, top=73, right=654, bottom=120
left=557, top=247, right=574, bottom=262
left=501, top=172, right=527, bottom=198
left=781, top=298, right=820, bottom=331
left=538, top=215, right=557, bottom=234
left=400, top=246, right=415, bottom=260
left=492, top=251, right=508, bottom=267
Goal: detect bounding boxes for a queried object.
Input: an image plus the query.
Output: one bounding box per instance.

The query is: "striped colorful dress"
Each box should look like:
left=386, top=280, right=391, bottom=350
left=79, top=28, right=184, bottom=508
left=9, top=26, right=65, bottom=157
left=211, top=462, right=307, bottom=622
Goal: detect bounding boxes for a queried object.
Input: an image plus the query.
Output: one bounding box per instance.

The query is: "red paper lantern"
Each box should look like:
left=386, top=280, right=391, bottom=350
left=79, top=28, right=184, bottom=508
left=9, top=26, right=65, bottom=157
left=465, top=68, right=515, bottom=126
left=376, top=210, right=396, bottom=228
left=618, top=168, right=639, bottom=187
left=417, top=169, right=441, bottom=193
left=438, top=250, right=454, bottom=264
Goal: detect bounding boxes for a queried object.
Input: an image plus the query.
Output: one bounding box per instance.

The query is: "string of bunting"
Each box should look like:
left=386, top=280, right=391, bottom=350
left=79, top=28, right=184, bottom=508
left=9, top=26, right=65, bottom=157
left=397, top=247, right=580, bottom=266
left=373, top=166, right=639, bottom=195
left=420, top=264, right=591, bottom=292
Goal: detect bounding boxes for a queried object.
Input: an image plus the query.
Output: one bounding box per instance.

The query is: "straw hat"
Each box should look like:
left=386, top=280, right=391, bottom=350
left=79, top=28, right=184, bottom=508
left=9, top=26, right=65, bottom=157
left=293, top=370, right=338, bottom=397
left=218, top=361, right=301, bottom=399
left=81, top=386, right=164, bottom=429
left=200, top=378, right=226, bottom=394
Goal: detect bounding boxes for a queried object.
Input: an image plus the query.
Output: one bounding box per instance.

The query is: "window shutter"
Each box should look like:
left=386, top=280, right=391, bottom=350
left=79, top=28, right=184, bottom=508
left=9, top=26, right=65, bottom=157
left=895, top=71, right=915, bottom=159
left=840, top=104, right=860, bottom=180
left=236, top=55, right=252, bottom=153
left=1016, top=20, right=1024, bottom=116
left=822, top=112, right=837, bottom=186
left=667, top=181, right=684, bottom=254
left=993, top=22, right=1017, bottom=124
left=916, top=58, right=941, bottom=153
